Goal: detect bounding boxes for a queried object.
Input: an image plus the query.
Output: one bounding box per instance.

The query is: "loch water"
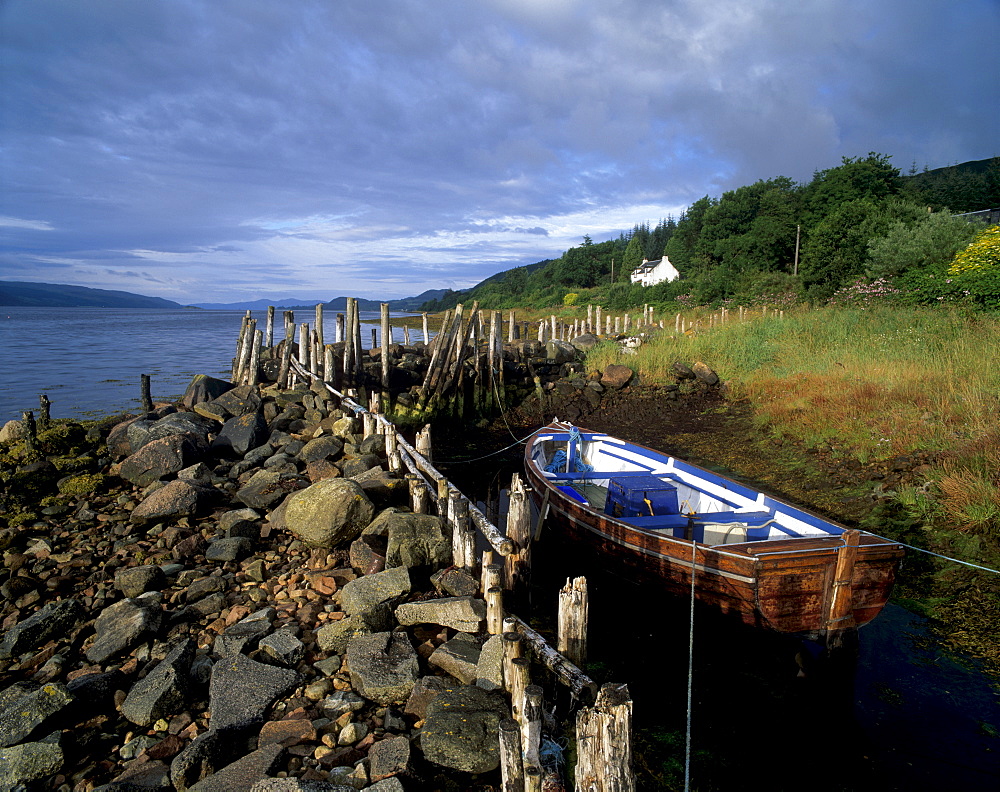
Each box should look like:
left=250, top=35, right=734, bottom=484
left=0, top=307, right=421, bottom=424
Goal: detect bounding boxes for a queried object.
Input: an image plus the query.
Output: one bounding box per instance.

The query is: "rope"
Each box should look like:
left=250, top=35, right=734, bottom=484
left=684, top=540, right=696, bottom=792
left=862, top=531, right=1000, bottom=575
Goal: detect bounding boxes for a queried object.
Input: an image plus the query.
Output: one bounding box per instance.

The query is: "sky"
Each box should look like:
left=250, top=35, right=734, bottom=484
left=1, top=0, right=998, bottom=304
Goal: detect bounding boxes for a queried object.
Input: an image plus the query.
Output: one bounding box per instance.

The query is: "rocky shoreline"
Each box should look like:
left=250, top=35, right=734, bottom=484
left=0, top=373, right=556, bottom=792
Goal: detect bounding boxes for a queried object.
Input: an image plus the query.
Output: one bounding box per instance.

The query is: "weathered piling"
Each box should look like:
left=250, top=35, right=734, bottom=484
left=21, top=410, right=37, bottom=455
left=575, top=684, right=635, bottom=792
left=558, top=576, right=588, bottom=667
left=37, top=393, right=51, bottom=431
left=140, top=374, right=153, bottom=412
left=500, top=718, right=526, bottom=792
left=265, top=305, right=275, bottom=348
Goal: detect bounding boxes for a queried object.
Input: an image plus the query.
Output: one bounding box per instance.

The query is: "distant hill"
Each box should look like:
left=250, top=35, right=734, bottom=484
left=0, top=281, right=183, bottom=309
left=191, top=289, right=451, bottom=312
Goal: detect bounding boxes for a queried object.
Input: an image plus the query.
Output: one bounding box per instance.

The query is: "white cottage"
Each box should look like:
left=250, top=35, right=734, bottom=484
left=630, top=256, right=679, bottom=287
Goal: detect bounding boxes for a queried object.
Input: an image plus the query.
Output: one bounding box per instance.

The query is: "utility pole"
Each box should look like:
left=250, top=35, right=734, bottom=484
left=793, top=225, right=801, bottom=276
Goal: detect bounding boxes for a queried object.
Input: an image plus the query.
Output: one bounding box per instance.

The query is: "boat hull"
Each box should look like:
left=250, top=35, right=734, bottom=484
left=525, top=424, right=903, bottom=637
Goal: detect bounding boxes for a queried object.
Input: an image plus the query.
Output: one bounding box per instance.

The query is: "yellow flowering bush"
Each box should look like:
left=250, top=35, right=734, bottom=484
left=948, top=224, right=1000, bottom=274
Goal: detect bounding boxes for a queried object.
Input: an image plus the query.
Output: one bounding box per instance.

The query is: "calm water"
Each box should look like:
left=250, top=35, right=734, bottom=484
left=0, top=307, right=424, bottom=424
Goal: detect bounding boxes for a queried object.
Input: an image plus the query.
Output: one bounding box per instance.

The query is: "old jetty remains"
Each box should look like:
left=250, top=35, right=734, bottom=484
left=0, top=355, right=636, bottom=789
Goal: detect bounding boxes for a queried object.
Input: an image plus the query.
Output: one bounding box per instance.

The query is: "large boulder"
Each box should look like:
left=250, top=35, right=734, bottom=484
left=236, top=470, right=307, bottom=511
left=182, top=374, right=235, bottom=409
left=130, top=479, right=217, bottom=525
left=0, top=598, right=85, bottom=660
left=119, top=434, right=207, bottom=487
left=86, top=597, right=163, bottom=664
left=121, top=639, right=195, bottom=727
left=346, top=632, right=419, bottom=705
left=341, top=566, right=410, bottom=616
left=208, top=653, right=300, bottom=732
left=601, top=364, right=634, bottom=389
left=283, top=478, right=374, bottom=549
left=212, top=412, right=269, bottom=458
left=545, top=340, right=579, bottom=365
left=419, top=685, right=508, bottom=773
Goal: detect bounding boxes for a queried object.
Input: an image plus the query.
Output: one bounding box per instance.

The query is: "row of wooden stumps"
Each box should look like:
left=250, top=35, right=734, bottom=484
left=304, top=377, right=634, bottom=791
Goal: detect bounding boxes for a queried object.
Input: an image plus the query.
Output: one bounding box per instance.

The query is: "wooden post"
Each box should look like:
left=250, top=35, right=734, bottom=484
left=482, top=561, right=501, bottom=596
left=140, top=374, right=153, bottom=412
left=449, top=491, right=471, bottom=570
left=508, top=309, right=516, bottom=343
left=299, top=322, right=310, bottom=372
left=315, top=304, right=324, bottom=379
left=265, top=305, right=275, bottom=349
left=524, top=766, right=542, bottom=792
left=436, top=478, right=449, bottom=520
left=22, top=411, right=37, bottom=455
left=558, top=576, right=588, bottom=667
left=575, top=683, right=635, bottom=792
left=336, top=312, right=345, bottom=344
left=344, top=299, right=355, bottom=382
left=502, top=628, right=523, bottom=684
left=386, top=430, right=401, bottom=473
left=247, top=328, right=262, bottom=387
left=403, top=325, right=411, bottom=346
left=371, top=327, right=377, bottom=349
left=522, top=685, right=543, bottom=770
left=826, top=529, right=861, bottom=649
left=499, top=718, right=525, bottom=792
left=353, top=299, right=363, bottom=380
left=278, top=322, right=294, bottom=388
left=232, top=312, right=249, bottom=381
left=324, top=346, right=334, bottom=384
left=508, top=656, right=530, bottom=725
left=37, top=394, right=51, bottom=432
left=421, top=312, right=429, bottom=345
left=407, top=473, right=429, bottom=514
left=381, top=302, right=391, bottom=393
left=505, top=473, right=532, bottom=605
left=487, top=586, right=504, bottom=635
left=416, top=424, right=432, bottom=464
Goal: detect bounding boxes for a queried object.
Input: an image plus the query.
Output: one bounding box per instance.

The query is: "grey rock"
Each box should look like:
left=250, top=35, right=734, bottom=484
left=298, top=435, right=344, bottom=463
left=0, top=733, right=63, bottom=790
left=346, top=631, right=419, bottom=705
left=86, top=597, right=162, bottom=664
left=251, top=779, right=354, bottom=791
left=206, top=536, right=253, bottom=562
left=341, top=565, right=410, bottom=616
left=182, top=374, right=235, bottom=410
left=259, top=627, right=304, bottom=667
left=170, top=728, right=243, bottom=792
left=121, top=638, right=194, bottom=726
left=342, top=455, right=382, bottom=479
left=429, top=567, right=478, bottom=598
left=403, top=675, right=449, bottom=720
left=0, top=682, right=74, bottom=747
left=209, top=653, right=300, bottom=731
left=130, top=479, right=216, bottom=525
left=236, top=470, right=306, bottom=510
left=120, top=433, right=208, bottom=486
left=475, top=634, right=504, bottom=691
left=187, top=592, right=226, bottom=618
left=214, top=608, right=275, bottom=657
left=188, top=742, right=284, bottom=792
left=381, top=512, right=451, bottom=570
left=693, top=360, right=720, bottom=386
left=601, top=363, right=635, bottom=389
left=283, top=478, right=375, bottom=549
left=365, top=779, right=405, bottom=792
left=185, top=574, right=226, bottom=603
left=395, top=596, right=485, bottom=632
left=115, top=565, right=167, bottom=598
left=148, top=411, right=218, bottom=444
left=0, top=598, right=84, bottom=660
left=211, top=384, right=263, bottom=419
left=570, top=332, right=600, bottom=352
left=212, top=411, right=269, bottom=458
left=318, top=690, right=364, bottom=720
left=368, top=734, right=410, bottom=782
left=545, top=339, right=579, bottom=364
left=420, top=685, right=508, bottom=773
left=428, top=632, right=482, bottom=684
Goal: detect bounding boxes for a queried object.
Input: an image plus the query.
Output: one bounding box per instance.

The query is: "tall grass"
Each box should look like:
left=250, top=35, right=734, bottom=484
left=586, top=305, right=1000, bottom=529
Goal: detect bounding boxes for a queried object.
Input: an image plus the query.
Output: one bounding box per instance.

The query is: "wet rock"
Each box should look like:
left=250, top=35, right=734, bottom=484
left=115, top=564, right=167, bottom=598
left=395, top=596, right=485, bottom=633
left=420, top=685, right=508, bottom=773
left=86, top=596, right=163, bottom=664
left=0, top=682, right=75, bottom=747
left=209, top=652, right=300, bottom=731
left=0, top=732, right=63, bottom=790
left=121, top=638, right=194, bottom=727
left=0, top=597, right=84, bottom=660
left=130, top=479, right=216, bottom=525
left=213, top=411, right=269, bottom=458
left=427, top=632, right=481, bottom=684
left=346, top=631, right=419, bottom=705
left=341, top=566, right=410, bottom=615
left=283, top=478, right=375, bottom=549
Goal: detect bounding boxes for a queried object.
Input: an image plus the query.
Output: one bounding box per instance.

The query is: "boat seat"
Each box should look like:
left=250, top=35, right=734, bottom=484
left=556, top=485, right=588, bottom=504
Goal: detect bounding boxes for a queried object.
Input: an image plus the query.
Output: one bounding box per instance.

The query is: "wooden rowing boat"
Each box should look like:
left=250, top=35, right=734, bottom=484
left=524, top=421, right=904, bottom=640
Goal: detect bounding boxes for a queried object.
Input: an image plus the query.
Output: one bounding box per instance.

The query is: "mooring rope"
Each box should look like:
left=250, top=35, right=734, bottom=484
left=862, top=531, right=1000, bottom=575
left=684, top=540, right=696, bottom=792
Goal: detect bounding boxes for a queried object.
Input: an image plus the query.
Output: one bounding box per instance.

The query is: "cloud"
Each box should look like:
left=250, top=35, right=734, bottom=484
left=0, top=0, right=996, bottom=302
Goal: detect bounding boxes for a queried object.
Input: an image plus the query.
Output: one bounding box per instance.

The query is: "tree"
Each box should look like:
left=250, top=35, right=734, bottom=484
left=621, top=234, right=645, bottom=279
left=804, top=153, right=903, bottom=224
left=867, top=212, right=980, bottom=279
